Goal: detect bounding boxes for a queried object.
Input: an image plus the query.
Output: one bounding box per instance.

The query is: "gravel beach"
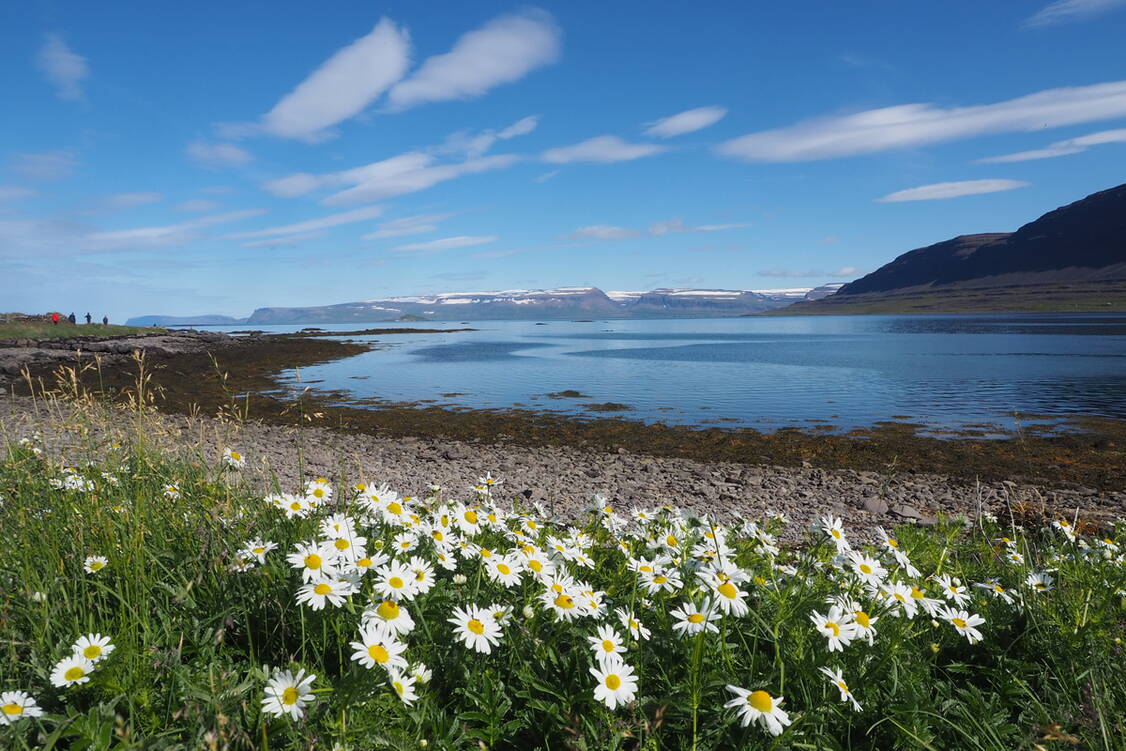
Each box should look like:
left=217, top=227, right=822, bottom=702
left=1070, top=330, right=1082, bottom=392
left=3, top=392, right=1122, bottom=539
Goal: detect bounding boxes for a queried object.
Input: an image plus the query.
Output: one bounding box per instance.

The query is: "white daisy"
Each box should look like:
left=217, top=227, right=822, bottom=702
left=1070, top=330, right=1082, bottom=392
left=448, top=605, right=502, bottom=654
left=349, top=628, right=409, bottom=673
left=50, top=655, right=96, bottom=687
left=589, top=657, right=638, bottom=710
left=724, top=685, right=791, bottom=736
left=261, top=668, right=316, bottom=721
left=0, top=691, right=44, bottom=725
left=72, top=633, right=114, bottom=663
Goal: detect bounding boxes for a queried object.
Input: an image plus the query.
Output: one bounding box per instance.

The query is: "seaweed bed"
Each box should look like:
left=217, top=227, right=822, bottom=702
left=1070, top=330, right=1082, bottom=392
left=13, top=333, right=1126, bottom=492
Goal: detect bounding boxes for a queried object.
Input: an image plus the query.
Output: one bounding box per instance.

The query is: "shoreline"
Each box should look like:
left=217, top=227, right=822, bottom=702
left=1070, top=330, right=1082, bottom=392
left=2, top=330, right=1125, bottom=494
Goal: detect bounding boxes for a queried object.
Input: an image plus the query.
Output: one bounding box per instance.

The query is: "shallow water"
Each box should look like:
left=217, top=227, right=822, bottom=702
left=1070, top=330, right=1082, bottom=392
left=199, top=314, right=1126, bottom=434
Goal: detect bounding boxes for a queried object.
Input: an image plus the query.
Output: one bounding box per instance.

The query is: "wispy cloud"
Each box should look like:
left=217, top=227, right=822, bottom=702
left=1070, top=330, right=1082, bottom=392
left=387, top=9, right=561, bottom=111
left=256, top=18, right=411, bottom=141
left=393, top=235, right=496, bottom=252
left=362, top=212, right=454, bottom=240
left=717, top=80, right=1126, bottom=162
left=648, top=218, right=751, bottom=236
left=241, top=231, right=325, bottom=249
left=876, top=179, right=1030, bottom=202
left=533, top=169, right=560, bottom=183
left=542, top=136, right=666, bottom=164
left=759, top=267, right=861, bottom=278
left=0, top=186, right=38, bottom=202
left=1024, top=0, right=1126, bottom=27
left=100, top=192, right=162, bottom=210
left=11, top=151, right=78, bottom=182
left=262, top=151, right=520, bottom=206
left=174, top=199, right=222, bottom=212
left=977, top=128, right=1126, bottom=162
left=227, top=205, right=384, bottom=239
left=186, top=141, right=252, bottom=168
left=564, top=225, right=640, bottom=241
left=643, top=106, right=727, bottom=138
left=37, top=34, right=88, bottom=101
left=436, top=115, right=540, bottom=158
left=74, top=209, right=267, bottom=253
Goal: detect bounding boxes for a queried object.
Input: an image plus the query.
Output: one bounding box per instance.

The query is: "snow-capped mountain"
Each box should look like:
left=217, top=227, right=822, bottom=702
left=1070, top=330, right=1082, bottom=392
left=242, top=286, right=814, bottom=323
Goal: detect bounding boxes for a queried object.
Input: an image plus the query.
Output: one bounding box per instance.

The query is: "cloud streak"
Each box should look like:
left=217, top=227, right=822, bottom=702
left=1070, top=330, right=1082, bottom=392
left=717, top=80, right=1126, bottom=162
left=393, top=235, right=496, bottom=252
left=387, top=9, right=561, bottom=110
left=37, top=34, right=89, bottom=101
left=977, top=127, right=1126, bottom=162
left=258, top=18, right=411, bottom=141
left=362, top=212, right=454, bottom=240
left=542, top=136, right=666, bottom=164
left=643, top=106, right=727, bottom=138
left=648, top=218, right=751, bottom=236
left=1023, top=0, right=1126, bottom=27
left=226, top=205, right=384, bottom=239
left=11, top=151, right=78, bottom=182
left=187, top=141, right=253, bottom=168
left=876, top=179, right=1030, bottom=202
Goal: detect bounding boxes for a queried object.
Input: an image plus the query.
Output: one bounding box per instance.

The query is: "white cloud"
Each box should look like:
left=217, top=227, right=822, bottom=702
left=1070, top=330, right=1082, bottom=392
left=187, top=141, right=252, bottom=168
left=242, top=231, right=326, bottom=249
left=11, top=151, right=78, bottom=181
left=392, top=235, right=496, bottom=252
left=259, top=18, right=411, bottom=141
left=387, top=10, right=560, bottom=110
left=82, top=209, right=267, bottom=252
left=325, top=154, right=519, bottom=206
left=977, top=127, right=1126, bottom=162
left=648, top=218, right=751, bottom=236
left=101, top=192, right=162, bottom=210
left=876, top=179, right=1030, bottom=202
left=362, top=212, right=454, bottom=240
left=565, top=225, right=640, bottom=241
left=717, top=80, right=1126, bottom=162
left=643, top=106, right=727, bottom=138
left=226, top=205, right=384, bottom=239
left=37, top=34, right=88, bottom=101
left=534, top=169, right=560, bottom=183
left=542, top=135, right=666, bottom=164
left=436, top=114, right=540, bottom=158
left=498, top=115, right=540, bottom=139
left=0, top=186, right=38, bottom=202
left=174, top=199, right=222, bottom=212
left=1024, top=0, right=1126, bottom=27
left=201, top=185, right=233, bottom=195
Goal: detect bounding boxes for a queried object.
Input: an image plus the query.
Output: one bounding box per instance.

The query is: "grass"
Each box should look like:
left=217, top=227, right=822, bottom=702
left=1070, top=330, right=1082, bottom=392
left=0, top=322, right=166, bottom=340
left=1, top=389, right=1124, bottom=749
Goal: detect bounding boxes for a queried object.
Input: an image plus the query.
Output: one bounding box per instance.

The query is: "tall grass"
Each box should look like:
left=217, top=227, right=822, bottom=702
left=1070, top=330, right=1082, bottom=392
left=1, top=388, right=1123, bottom=750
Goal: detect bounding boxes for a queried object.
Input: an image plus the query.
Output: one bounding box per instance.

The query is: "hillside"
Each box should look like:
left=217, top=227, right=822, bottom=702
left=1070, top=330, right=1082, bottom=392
left=782, top=183, right=1126, bottom=314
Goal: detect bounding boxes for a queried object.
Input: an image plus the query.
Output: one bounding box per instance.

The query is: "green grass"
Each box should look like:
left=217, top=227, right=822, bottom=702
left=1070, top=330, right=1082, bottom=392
left=0, top=322, right=166, bottom=341
left=1, top=402, right=1124, bottom=749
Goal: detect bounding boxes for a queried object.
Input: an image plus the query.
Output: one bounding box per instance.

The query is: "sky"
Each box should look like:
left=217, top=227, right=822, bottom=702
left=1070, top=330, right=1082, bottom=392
left=2, top=0, right=1126, bottom=321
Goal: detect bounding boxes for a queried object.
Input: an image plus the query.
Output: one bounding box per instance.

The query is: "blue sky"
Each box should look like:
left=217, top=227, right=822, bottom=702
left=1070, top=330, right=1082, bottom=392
left=2, top=0, right=1126, bottom=321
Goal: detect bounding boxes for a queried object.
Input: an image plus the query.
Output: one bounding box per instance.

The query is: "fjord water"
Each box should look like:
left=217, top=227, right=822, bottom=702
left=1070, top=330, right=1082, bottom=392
left=254, top=314, right=1126, bottom=435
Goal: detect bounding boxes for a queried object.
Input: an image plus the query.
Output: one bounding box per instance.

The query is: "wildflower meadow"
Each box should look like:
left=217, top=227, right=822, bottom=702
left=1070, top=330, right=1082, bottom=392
left=2, top=427, right=1124, bottom=749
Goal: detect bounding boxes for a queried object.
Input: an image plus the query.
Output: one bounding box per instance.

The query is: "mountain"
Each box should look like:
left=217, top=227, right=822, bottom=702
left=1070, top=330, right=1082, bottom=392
left=242, top=287, right=811, bottom=324
left=780, top=183, right=1126, bottom=314
left=126, top=314, right=248, bottom=326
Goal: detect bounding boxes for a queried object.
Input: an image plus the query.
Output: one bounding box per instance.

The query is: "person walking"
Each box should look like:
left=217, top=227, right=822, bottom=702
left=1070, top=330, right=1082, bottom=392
left=51, top=312, right=60, bottom=325
left=85, top=312, right=92, bottom=324
left=102, top=315, right=108, bottom=325
left=68, top=312, right=76, bottom=324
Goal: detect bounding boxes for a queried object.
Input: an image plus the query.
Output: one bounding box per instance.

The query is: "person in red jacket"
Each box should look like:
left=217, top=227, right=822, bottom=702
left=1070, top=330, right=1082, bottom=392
left=51, top=312, right=60, bottom=325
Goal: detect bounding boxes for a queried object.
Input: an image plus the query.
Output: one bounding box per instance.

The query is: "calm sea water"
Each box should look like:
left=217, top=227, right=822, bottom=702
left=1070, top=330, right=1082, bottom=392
left=205, top=315, right=1126, bottom=435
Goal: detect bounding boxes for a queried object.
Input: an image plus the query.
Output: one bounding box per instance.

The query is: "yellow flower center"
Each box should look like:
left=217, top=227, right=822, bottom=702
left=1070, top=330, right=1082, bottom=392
left=666, top=535, right=678, bottom=547
left=911, top=586, right=925, bottom=600
left=289, top=502, right=302, bottom=510
left=357, top=557, right=372, bottom=568
left=529, top=559, right=543, bottom=572
left=687, top=613, right=705, bottom=624
left=230, top=452, right=241, bottom=461
left=313, top=583, right=332, bottom=595
left=281, top=687, right=299, bottom=705
left=717, top=582, right=738, bottom=599
left=312, top=488, right=325, bottom=498
left=368, top=644, right=389, bottom=663
left=554, top=594, right=575, bottom=609
left=387, top=502, right=402, bottom=515
left=497, top=563, right=511, bottom=575
left=432, top=530, right=444, bottom=541
left=464, top=510, right=478, bottom=524
left=831, top=529, right=841, bottom=539
left=389, top=576, right=404, bottom=589
left=639, top=565, right=653, bottom=573
left=605, top=674, right=622, bottom=690
left=653, top=575, right=668, bottom=584
left=467, top=619, right=485, bottom=635
left=377, top=600, right=399, bottom=619
left=334, top=539, right=350, bottom=550
left=827, top=621, right=840, bottom=636
left=855, top=611, right=870, bottom=628
left=993, top=584, right=1004, bottom=593
left=629, top=619, right=639, bottom=629
left=952, top=617, right=967, bottom=628
left=2, top=703, right=22, bottom=715
left=479, top=548, right=493, bottom=558
left=393, top=680, right=404, bottom=695
left=748, top=690, right=773, bottom=712
left=253, top=547, right=265, bottom=554
left=836, top=681, right=849, bottom=693
left=601, top=639, right=615, bottom=652
left=527, top=520, right=538, bottom=529
left=64, top=666, right=85, bottom=681
left=304, top=554, right=322, bottom=569
left=83, top=645, right=102, bottom=659
left=859, top=563, right=872, bottom=574
left=90, top=561, right=104, bottom=571
left=887, top=538, right=899, bottom=548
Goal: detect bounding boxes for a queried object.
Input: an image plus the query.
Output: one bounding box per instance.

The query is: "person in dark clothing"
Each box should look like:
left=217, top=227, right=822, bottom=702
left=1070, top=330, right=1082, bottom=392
left=68, top=313, right=76, bottom=324
left=102, top=315, right=108, bottom=325
left=85, top=312, right=92, bottom=324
